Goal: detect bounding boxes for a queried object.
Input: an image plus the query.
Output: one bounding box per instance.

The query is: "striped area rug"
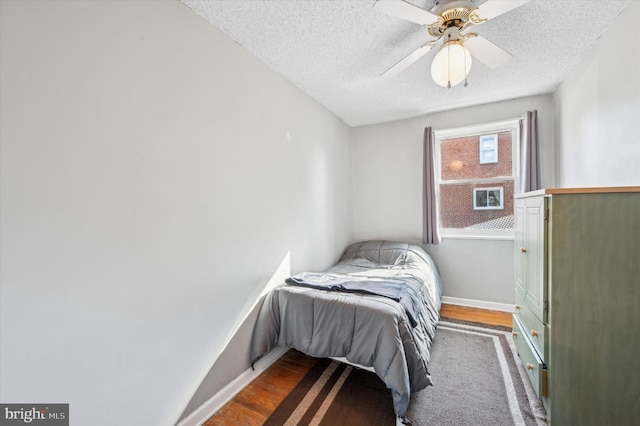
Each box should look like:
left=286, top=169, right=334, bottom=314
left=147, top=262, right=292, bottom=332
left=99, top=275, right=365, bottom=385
left=265, top=320, right=547, bottom=426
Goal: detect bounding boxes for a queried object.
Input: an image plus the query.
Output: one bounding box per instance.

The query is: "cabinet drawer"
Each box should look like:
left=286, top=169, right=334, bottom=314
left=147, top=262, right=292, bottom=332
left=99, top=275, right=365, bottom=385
left=517, top=307, right=547, bottom=362
left=513, top=315, right=546, bottom=399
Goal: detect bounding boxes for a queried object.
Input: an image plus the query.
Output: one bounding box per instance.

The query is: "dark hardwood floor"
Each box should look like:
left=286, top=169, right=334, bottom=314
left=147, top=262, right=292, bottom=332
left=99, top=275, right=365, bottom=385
left=203, top=304, right=512, bottom=425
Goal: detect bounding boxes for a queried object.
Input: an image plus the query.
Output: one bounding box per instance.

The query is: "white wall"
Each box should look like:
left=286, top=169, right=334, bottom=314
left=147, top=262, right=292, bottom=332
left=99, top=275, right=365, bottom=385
left=0, top=1, right=352, bottom=425
left=554, top=2, right=640, bottom=187
left=351, top=95, right=555, bottom=305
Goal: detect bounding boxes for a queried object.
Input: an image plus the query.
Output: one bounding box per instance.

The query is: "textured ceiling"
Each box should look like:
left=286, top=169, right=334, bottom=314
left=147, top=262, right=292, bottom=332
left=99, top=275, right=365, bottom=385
left=181, top=0, right=631, bottom=127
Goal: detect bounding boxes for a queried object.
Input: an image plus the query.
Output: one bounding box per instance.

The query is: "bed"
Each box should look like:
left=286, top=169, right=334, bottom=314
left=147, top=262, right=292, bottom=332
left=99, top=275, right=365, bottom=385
left=250, top=240, right=442, bottom=423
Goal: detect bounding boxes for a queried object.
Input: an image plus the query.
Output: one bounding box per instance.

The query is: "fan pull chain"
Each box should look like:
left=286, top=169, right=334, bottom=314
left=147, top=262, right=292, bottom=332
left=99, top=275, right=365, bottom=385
left=463, top=42, right=468, bottom=87
left=447, top=34, right=451, bottom=89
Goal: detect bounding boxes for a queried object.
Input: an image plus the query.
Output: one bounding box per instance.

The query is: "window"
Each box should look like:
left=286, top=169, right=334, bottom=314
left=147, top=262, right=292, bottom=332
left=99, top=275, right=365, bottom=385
left=434, top=120, right=519, bottom=239
left=479, top=134, right=498, bottom=164
left=474, top=187, right=503, bottom=210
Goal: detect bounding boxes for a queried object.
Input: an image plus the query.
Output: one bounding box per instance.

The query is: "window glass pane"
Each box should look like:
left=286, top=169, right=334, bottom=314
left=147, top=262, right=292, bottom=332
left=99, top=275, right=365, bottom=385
left=440, top=182, right=514, bottom=229
left=488, top=190, right=501, bottom=206
left=440, top=131, right=512, bottom=180
left=475, top=190, right=488, bottom=207
left=480, top=149, right=496, bottom=163
left=481, top=137, right=496, bottom=149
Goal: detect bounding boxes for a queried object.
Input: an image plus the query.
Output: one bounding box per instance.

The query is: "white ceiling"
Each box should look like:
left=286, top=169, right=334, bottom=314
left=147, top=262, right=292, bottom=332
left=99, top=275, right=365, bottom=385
left=181, top=0, right=631, bottom=127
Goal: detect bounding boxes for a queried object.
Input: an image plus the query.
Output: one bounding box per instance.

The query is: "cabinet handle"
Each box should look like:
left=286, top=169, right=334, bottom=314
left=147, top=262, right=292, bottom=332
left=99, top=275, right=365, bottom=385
left=512, top=332, right=518, bottom=337
left=531, top=329, right=538, bottom=337
left=526, top=363, right=535, bottom=371
left=520, top=247, right=527, bottom=253
left=515, top=304, right=520, bottom=310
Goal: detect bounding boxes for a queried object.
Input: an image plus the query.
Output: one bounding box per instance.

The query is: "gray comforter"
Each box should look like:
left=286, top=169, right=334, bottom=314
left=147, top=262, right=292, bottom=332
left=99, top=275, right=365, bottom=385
left=250, top=240, right=442, bottom=418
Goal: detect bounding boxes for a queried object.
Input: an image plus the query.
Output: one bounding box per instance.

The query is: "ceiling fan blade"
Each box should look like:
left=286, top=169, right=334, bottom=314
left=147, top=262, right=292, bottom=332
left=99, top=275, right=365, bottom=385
left=380, top=43, right=434, bottom=78
left=373, top=0, right=439, bottom=26
left=474, top=0, right=531, bottom=22
left=465, top=35, right=511, bottom=68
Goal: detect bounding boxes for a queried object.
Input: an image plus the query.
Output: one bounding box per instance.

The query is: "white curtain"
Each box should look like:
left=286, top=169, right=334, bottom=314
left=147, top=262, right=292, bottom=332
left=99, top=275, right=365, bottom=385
left=519, top=110, right=541, bottom=192
left=423, top=127, right=441, bottom=245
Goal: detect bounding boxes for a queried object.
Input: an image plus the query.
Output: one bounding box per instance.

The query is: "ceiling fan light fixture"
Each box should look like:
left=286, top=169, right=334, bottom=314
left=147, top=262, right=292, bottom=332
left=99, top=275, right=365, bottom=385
left=431, top=39, right=472, bottom=88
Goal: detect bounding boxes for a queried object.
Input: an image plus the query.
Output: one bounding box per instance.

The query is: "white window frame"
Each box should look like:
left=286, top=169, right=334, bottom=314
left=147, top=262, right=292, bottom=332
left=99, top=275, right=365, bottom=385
left=473, top=187, right=504, bottom=210
left=479, top=134, right=498, bottom=164
left=434, top=119, right=520, bottom=240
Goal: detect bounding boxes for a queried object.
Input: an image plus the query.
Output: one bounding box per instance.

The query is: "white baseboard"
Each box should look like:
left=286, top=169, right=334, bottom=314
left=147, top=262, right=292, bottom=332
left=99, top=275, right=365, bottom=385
left=441, top=296, right=515, bottom=313
left=177, top=347, right=289, bottom=426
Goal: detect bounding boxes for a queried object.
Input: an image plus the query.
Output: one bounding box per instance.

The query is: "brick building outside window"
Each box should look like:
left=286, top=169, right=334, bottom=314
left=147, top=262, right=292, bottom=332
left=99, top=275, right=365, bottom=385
left=435, top=120, right=519, bottom=235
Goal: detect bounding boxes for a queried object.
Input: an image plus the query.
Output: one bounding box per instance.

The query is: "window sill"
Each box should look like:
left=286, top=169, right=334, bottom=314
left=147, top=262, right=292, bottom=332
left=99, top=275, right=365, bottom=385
left=441, top=231, right=515, bottom=241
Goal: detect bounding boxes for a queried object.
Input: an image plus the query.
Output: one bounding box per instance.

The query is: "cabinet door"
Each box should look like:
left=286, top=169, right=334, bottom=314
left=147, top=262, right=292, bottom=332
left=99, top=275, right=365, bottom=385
left=524, top=196, right=547, bottom=322
left=514, top=198, right=527, bottom=306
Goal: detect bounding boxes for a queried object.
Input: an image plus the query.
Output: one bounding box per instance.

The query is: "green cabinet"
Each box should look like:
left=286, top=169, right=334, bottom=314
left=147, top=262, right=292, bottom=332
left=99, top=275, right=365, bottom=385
left=513, top=188, right=640, bottom=426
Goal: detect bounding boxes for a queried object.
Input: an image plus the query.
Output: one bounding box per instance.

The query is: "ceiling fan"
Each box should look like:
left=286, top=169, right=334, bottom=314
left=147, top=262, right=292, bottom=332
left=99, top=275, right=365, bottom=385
left=374, top=0, right=530, bottom=88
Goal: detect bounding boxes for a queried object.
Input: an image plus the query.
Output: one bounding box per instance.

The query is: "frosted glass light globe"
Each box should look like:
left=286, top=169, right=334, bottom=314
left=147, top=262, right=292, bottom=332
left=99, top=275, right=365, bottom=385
left=431, top=41, right=472, bottom=88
